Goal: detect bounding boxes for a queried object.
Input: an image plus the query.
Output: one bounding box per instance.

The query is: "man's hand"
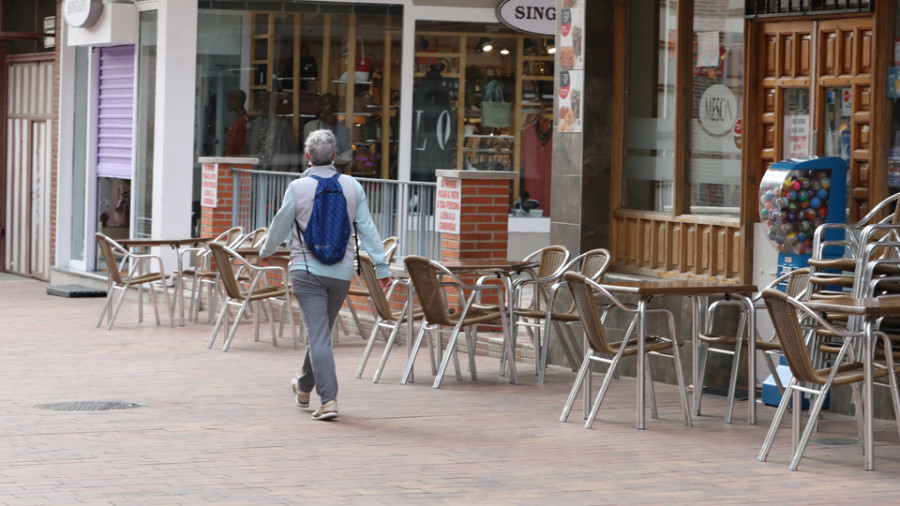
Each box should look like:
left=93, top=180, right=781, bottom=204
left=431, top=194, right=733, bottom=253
left=378, top=276, right=393, bottom=292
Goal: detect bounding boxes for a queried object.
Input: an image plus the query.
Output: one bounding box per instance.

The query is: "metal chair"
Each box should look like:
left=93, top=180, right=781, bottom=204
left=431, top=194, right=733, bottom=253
left=207, top=242, right=296, bottom=352
left=181, top=226, right=243, bottom=324
left=341, top=236, right=399, bottom=339
left=400, top=255, right=514, bottom=389
left=504, top=245, right=570, bottom=376
left=355, top=254, right=425, bottom=383
left=695, top=267, right=811, bottom=422
left=95, top=232, right=174, bottom=331
left=559, top=272, right=692, bottom=428
left=532, top=248, right=611, bottom=384
left=758, top=289, right=900, bottom=471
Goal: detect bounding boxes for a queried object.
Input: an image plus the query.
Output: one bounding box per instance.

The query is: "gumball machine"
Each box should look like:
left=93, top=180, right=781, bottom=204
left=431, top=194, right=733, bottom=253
left=758, top=156, right=847, bottom=278
left=759, top=157, right=846, bottom=408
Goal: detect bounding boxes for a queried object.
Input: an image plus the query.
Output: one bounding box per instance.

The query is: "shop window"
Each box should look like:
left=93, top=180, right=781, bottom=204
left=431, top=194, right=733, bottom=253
left=622, top=0, right=744, bottom=216
left=413, top=22, right=555, bottom=217
left=134, top=10, right=156, bottom=239
left=688, top=1, right=744, bottom=216
left=623, top=0, right=676, bottom=212
left=195, top=5, right=402, bottom=179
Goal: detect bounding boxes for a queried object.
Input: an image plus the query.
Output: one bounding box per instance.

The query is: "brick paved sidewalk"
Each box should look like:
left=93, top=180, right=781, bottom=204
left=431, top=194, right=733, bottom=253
left=3, top=274, right=900, bottom=505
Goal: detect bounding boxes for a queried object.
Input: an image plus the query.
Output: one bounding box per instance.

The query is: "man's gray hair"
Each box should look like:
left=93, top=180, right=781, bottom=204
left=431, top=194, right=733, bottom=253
left=305, top=129, right=338, bottom=166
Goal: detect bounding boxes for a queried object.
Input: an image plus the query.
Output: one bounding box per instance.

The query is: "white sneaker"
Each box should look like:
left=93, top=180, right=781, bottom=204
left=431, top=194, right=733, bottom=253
left=311, top=400, right=338, bottom=421
left=290, top=377, right=310, bottom=408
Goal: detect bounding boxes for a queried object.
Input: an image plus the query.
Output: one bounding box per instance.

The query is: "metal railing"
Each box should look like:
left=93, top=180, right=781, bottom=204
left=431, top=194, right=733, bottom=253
left=231, top=168, right=439, bottom=259
left=745, top=0, right=873, bottom=17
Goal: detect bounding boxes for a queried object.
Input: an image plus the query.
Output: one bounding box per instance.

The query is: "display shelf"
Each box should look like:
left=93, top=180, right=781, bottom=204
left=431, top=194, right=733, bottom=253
left=332, top=80, right=373, bottom=85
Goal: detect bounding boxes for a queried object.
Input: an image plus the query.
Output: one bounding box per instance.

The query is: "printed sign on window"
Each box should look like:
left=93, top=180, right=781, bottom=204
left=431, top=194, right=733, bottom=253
left=435, top=177, right=461, bottom=234
left=201, top=163, right=218, bottom=208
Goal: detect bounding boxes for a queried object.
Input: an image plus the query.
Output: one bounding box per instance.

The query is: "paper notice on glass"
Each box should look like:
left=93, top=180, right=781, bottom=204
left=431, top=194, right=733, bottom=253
left=697, top=31, right=720, bottom=68
left=559, top=8, right=584, bottom=70
left=561, top=0, right=581, bottom=7
left=558, top=70, right=584, bottom=133
left=783, top=114, right=810, bottom=159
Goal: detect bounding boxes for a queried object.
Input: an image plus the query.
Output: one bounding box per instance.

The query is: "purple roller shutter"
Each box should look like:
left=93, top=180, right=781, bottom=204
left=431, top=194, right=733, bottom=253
left=95, top=45, right=135, bottom=179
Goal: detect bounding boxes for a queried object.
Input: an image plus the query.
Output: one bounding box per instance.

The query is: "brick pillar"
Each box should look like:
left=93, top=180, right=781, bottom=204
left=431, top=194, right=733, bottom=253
left=435, top=170, right=515, bottom=263
left=197, top=157, right=258, bottom=238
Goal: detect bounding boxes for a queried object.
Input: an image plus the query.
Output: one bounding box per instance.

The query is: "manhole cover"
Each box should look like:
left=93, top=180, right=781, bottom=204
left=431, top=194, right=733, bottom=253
left=812, top=437, right=858, bottom=446
left=34, top=401, right=146, bottom=411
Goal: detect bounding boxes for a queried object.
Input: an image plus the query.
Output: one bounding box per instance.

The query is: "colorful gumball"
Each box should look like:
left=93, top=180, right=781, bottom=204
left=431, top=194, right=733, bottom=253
left=804, top=209, right=816, bottom=221
left=798, top=191, right=808, bottom=202
left=817, top=206, right=828, bottom=218
left=821, top=177, right=831, bottom=189
left=792, top=180, right=802, bottom=191
left=797, top=232, right=807, bottom=243
left=784, top=211, right=796, bottom=223
left=760, top=208, right=769, bottom=219
left=799, top=220, right=811, bottom=232
left=809, top=197, right=821, bottom=209
left=787, top=190, right=798, bottom=201
left=817, top=188, right=828, bottom=200
left=788, top=202, right=798, bottom=212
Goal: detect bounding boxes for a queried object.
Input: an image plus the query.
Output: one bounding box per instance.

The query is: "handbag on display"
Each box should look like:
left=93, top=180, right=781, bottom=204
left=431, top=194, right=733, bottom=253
left=338, top=38, right=371, bottom=82
left=481, top=80, right=511, bottom=128
left=300, top=56, right=318, bottom=80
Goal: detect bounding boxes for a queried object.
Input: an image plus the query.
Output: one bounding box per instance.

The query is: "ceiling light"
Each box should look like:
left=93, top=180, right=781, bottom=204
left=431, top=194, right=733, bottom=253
left=500, top=48, right=510, bottom=55
left=477, top=37, right=493, bottom=53
left=546, top=45, right=556, bottom=55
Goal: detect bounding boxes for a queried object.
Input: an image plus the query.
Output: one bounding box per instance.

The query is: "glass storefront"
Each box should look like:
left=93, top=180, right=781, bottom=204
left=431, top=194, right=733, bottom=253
left=413, top=21, right=555, bottom=214
left=194, top=4, right=402, bottom=179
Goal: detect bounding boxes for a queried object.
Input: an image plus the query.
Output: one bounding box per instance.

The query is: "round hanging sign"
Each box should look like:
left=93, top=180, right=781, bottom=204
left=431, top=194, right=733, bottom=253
left=496, top=0, right=557, bottom=36
left=64, top=0, right=104, bottom=29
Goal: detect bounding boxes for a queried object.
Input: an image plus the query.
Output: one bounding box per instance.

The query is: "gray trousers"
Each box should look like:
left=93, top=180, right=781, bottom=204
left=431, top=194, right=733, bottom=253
left=291, top=270, right=351, bottom=403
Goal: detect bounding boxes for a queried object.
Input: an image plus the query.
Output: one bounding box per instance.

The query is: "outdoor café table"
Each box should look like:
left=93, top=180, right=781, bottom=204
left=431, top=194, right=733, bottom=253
left=398, top=260, right=538, bottom=386
left=598, top=280, right=757, bottom=429
left=802, top=296, right=900, bottom=470
left=117, top=237, right=211, bottom=327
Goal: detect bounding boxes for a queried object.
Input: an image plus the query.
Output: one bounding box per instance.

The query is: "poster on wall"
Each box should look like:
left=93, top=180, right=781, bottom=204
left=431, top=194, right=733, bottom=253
left=558, top=70, right=583, bottom=133
left=783, top=114, right=810, bottom=159
left=559, top=7, right=584, bottom=70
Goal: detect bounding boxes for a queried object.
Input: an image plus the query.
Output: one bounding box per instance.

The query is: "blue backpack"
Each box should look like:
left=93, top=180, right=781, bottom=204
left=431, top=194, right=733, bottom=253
left=294, top=173, right=355, bottom=266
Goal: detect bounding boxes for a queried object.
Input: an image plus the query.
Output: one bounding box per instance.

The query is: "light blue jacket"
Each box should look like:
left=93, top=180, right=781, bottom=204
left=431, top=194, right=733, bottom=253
left=259, top=165, right=391, bottom=281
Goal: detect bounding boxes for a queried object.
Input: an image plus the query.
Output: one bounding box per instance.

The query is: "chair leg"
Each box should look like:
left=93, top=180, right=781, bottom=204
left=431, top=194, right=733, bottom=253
left=222, top=300, right=251, bottom=352
left=646, top=354, right=658, bottom=420
left=724, top=342, right=743, bottom=424
left=560, top=351, right=593, bottom=423
left=758, top=378, right=796, bottom=462
left=356, top=317, right=384, bottom=379
left=466, top=327, right=478, bottom=381
left=695, top=343, right=709, bottom=416
left=107, top=283, right=132, bottom=330
left=790, top=387, right=830, bottom=471
left=434, top=325, right=465, bottom=389
left=373, top=320, right=405, bottom=384
left=208, top=303, right=229, bottom=349
left=585, top=354, right=623, bottom=429
left=96, top=289, right=115, bottom=328
left=400, top=322, right=430, bottom=385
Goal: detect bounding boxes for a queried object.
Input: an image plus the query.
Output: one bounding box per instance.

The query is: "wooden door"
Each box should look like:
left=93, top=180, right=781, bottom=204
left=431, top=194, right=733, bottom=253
left=814, top=18, right=875, bottom=219
left=751, top=16, right=876, bottom=222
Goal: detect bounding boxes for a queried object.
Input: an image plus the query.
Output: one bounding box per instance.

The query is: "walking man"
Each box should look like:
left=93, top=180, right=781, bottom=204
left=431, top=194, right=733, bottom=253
left=260, top=129, right=392, bottom=420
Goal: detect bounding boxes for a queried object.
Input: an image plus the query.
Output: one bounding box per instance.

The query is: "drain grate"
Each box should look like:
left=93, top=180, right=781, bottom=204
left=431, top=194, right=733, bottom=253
left=34, top=401, right=147, bottom=411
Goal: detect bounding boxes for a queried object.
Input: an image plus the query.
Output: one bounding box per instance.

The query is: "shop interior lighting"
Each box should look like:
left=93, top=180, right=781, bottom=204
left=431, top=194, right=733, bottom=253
left=500, top=48, right=510, bottom=55
left=477, top=37, right=493, bottom=53
left=546, top=44, right=556, bottom=55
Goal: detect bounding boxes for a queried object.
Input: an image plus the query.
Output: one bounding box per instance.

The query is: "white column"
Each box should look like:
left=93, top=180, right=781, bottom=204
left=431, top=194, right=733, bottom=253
left=152, top=0, right=197, bottom=239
